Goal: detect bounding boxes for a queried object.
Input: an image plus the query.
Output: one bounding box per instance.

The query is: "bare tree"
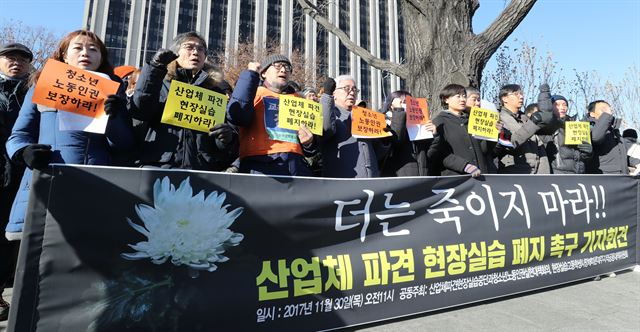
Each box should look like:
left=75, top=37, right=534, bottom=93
left=211, top=41, right=325, bottom=91
left=0, top=20, right=60, bottom=70
left=482, top=41, right=568, bottom=110
left=297, top=0, right=537, bottom=108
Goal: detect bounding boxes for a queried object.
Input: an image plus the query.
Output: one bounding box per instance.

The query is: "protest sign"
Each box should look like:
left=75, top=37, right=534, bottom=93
left=405, top=96, right=433, bottom=140
left=468, top=107, right=500, bottom=141
left=352, top=106, right=392, bottom=138
left=564, top=121, right=591, bottom=145
left=161, top=80, right=227, bottom=133
left=9, top=166, right=638, bottom=332
left=277, top=95, right=323, bottom=135
left=32, top=59, right=120, bottom=118
left=263, top=96, right=298, bottom=143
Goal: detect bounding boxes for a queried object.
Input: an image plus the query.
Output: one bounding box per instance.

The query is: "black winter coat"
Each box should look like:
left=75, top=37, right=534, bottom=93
left=587, top=113, right=628, bottom=174
left=380, top=108, right=432, bottom=177
left=130, top=60, right=237, bottom=170
left=428, top=111, right=496, bottom=176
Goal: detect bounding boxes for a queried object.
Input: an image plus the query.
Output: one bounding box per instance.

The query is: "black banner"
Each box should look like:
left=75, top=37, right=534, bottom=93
left=8, top=166, right=639, bottom=331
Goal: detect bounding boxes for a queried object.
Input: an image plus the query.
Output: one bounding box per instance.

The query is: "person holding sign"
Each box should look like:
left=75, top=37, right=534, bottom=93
left=319, top=76, right=390, bottom=178
left=130, top=31, right=237, bottom=171
left=428, top=84, right=497, bottom=177
left=380, top=90, right=436, bottom=177
left=226, top=54, right=316, bottom=176
left=537, top=87, right=592, bottom=174
left=5, top=30, right=134, bottom=241
left=0, top=41, right=33, bottom=321
left=496, top=84, right=552, bottom=174
left=586, top=100, right=629, bottom=174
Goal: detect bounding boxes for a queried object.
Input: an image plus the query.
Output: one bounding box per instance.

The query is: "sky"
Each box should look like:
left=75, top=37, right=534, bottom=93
left=0, top=0, right=638, bottom=82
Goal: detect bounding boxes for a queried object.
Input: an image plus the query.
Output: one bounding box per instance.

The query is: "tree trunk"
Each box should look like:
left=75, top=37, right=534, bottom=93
left=297, top=0, right=537, bottom=113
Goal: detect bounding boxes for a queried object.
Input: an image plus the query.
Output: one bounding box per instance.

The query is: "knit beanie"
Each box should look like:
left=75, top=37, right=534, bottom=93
left=552, top=94, right=569, bottom=106
left=260, top=54, right=292, bottom=74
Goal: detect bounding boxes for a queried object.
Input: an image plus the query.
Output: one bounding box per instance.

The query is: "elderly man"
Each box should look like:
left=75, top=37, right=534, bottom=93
left=0, top=42, right=33, bottom=321
left=130, top=31, right=237, bottom=170
left=587, top=100, right=628, bottom=174
left=319, top=76, right=389, bottom=178
left=226, top=54, right=315, bottom=176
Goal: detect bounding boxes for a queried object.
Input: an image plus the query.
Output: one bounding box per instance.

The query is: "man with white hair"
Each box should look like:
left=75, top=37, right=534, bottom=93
left=319, top=75, right=389, bottom=178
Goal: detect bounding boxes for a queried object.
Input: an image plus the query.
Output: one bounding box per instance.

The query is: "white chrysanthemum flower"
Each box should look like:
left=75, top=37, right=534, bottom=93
left=122, top=176, right=244, bottom=273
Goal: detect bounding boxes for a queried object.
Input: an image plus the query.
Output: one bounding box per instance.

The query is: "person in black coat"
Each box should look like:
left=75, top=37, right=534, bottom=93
left=428, top=84, right=498, bottom=177
left=380, top=90, right=436, bottom=177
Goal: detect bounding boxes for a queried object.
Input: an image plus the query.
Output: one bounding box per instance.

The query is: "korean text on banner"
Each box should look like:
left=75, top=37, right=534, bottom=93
left=32, top=59, right=120, bottom=118
left=277, top=95, right=323, bottom=135
left=468, top=107, right=500, bottom=141
left=405, top=96, right=429, bottom=125
left=564, top=121, right=591, bottom=145
left=352, top=106, right=392, bottom=138
left=161, top=80, right=227, bottom=133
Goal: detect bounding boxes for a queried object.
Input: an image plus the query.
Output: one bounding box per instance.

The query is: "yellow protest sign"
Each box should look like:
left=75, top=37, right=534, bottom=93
left=351, top=106, right=392, bottom=138
left=564, top=121, right=591, bottom=145
left=161, top=80, right=227, bottom=133
left=468, top=107, right=499, bottom=141
left=277, top=94, right=323, bottom=135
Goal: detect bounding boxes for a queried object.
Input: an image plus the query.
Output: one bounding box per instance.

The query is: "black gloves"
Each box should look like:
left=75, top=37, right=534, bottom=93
left=209, top=123, right=233, bottom=149
left=22, top=144, right=52, bottom=170
left=530, top=110, right=554, bottom=127
left=104, top=94, right=126, bottom=116
left=151, top=49, right=178, bottom=67
left=537, top=83, right=554, bottom=113
left=323, top=78, right=336, bottom=95
left=576, top=142, right=592, bottom=155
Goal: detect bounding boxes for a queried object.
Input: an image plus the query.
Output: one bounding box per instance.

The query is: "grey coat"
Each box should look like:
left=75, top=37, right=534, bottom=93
left=319, top=93, right=388, bottom=178
left=498, top=108, right=550, bottom=174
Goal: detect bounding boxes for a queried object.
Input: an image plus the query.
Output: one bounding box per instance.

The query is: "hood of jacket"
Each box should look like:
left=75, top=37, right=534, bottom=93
left=165, top=60, right=224, bottom=92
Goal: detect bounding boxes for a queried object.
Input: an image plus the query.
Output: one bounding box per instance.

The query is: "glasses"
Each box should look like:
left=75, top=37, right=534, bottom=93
left=508, top=91, right=524, bottom=97
left=271, top=62, right=292, bottom=73
left=181, top=43, right=206, bottom=53
left=336, top=86, right=360, bottom=94
left=1, top=55, right=30, bottom=63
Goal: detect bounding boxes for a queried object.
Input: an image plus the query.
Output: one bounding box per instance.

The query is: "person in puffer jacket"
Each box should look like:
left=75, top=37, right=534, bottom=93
left=130, top=31, right=238, bottom=170
left=5, top=30, right=134, bottom=240
left=586, top=100, right=628, bottom=174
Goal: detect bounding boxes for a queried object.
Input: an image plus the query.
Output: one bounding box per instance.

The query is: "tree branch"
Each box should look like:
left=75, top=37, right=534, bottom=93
left=296, top=0, right=408, bottom=78
left=472, top=0, right=537, bottom=63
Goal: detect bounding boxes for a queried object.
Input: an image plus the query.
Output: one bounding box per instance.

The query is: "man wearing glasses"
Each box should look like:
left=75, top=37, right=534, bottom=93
left=497, top=84, right=553, bottom=174
left=130, top=31, right=237, bottom=171
left=319, top=75, right=389, bottom=178
left=0, top=42, right=33, bottom=321
left=227, top=54, right=316, bottom=176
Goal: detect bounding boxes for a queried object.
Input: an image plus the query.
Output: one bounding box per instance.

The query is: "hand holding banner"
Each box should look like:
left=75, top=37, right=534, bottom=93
left=564, top=121, right=591, bottom=145
left=32, top=59, right=120, bottom=118
left=468, top=107, right=500, bottom=141
left=161, top=80, right=227, bottom=133
left=351, top=106, right=392, bottom=138
left=277, top=95, right=323, bottom=135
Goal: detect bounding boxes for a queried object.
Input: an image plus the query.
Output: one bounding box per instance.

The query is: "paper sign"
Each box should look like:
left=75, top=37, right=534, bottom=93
left=277, top=95, right=323, bottom=135
left=627, top=142, right=640, bottom=159
left=161, top=80, right=227, bottom=133
left=468, top=107, right=500, bottom=141
left=351, top=106, right=392, bottom=139
left=564, top=121, right=591, bottom=145
left=263, top=96, right=298, bottom=143
left=32, top=59, right=120, bottom=118
left=405, top=96, right=429, bottom=125
left=405, top=96, right=433, bottom=140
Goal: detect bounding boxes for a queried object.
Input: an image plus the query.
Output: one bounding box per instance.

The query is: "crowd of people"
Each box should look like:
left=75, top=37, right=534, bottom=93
left=1, top=29, right=638, bottom=320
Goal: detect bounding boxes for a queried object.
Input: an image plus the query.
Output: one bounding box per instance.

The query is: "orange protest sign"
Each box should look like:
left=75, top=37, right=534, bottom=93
left=405, top=96, right=430, bottom=125
left=32, top=59, right=120, bottom=118
left=351, top=106, right=392, bottom=138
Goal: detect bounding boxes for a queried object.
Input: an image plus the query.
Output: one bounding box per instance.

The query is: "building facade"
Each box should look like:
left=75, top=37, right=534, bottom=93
left=84, top=0, right=406, bottom=107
